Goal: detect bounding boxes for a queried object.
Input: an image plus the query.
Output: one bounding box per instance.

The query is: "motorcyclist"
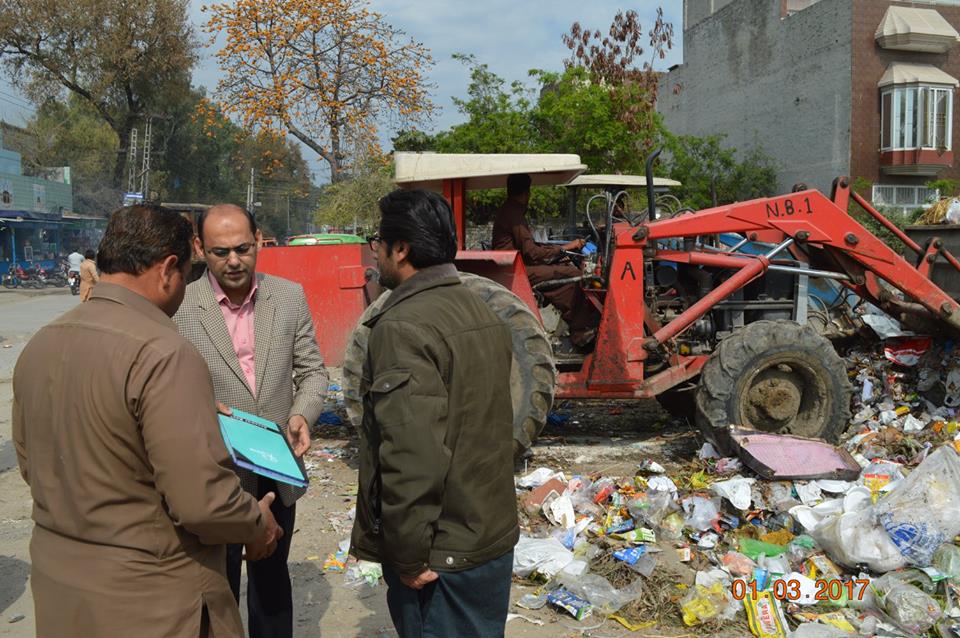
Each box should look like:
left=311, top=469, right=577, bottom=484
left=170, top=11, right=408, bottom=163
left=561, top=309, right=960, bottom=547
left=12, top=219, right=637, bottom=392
left=67, top=250, right=83, bottom=276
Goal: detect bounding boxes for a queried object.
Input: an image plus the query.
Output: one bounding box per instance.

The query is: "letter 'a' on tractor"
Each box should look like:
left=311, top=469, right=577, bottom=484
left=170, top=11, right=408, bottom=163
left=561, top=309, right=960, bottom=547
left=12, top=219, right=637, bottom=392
left=342, top=150, right=960, bottom=459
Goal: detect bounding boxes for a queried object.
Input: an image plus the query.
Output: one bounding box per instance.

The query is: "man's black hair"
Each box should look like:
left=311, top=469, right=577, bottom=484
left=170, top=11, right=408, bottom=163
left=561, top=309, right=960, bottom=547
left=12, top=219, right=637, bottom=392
left=97, top=204, right=194, bottom=275
left=83, top=249, right=96, bottom=260
left=378, top=189, right=457, bottom=268
left=196, top=205, right=258, bottom=244
left=506, top=173, right=532, bottom=198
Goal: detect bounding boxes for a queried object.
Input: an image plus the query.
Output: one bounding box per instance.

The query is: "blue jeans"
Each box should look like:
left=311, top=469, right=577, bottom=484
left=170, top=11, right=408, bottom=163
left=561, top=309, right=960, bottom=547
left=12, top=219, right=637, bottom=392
left=382, top=550, right=514, bottom=638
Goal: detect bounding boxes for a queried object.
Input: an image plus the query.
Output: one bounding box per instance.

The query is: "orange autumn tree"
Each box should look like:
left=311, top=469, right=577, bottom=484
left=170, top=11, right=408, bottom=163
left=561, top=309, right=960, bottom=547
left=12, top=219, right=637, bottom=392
left=204, top=0, right=434, bottom=182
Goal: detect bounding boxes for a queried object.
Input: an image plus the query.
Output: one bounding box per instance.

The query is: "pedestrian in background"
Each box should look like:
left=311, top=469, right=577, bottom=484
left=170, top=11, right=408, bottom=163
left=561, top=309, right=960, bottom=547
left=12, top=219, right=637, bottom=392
left=12, top=204, right=283, bottom=638
left=351, top=190, right=518, bottom=637
left=79, top=248, right=99, bottom=301
left=175, top=203, right=327, bottom=638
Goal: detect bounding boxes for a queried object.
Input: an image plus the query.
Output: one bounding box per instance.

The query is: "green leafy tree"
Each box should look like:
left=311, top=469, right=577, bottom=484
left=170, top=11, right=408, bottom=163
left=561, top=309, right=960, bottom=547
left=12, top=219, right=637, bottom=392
left=562, top=8, right=673, bottom=146
left=532, top=67, right=661, bottom=175
left=0, top=0, right=197, bottom=187
left=21, top=97, right=119, bottom=214
left=663, top=133, right=777, bottom=210
left=314, top=159, right=392, bottom=234
left=391, top=129, right=437, bottom=152
left=433, top=54, right=537, bottom=155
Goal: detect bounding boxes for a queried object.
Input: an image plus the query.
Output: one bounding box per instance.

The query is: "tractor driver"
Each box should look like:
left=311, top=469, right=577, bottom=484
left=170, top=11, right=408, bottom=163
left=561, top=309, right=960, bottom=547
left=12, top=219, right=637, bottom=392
left=492, top=173, right=599, bottom=347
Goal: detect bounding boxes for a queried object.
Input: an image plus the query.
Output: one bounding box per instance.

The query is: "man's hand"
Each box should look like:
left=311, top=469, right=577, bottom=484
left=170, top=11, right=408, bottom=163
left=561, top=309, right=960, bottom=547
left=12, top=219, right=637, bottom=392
left=562, top=238, right=586, bottom=251
left=286, top=415, right=311, bottom=458
left=399, top=569, right=439, bottom=590
left=216, top=402, right=233, bottom=416
left=244, top=492, right=284, bottom=561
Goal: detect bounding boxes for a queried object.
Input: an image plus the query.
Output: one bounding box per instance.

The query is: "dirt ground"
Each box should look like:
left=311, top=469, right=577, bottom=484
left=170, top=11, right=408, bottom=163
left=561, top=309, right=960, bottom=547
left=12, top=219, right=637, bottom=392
left=0, top=289, right=742, bottom=637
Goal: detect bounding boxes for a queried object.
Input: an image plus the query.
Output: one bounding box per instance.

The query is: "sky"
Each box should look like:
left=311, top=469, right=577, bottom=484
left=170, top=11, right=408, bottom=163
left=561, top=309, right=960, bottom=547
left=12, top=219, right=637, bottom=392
left=0, top=1, right=684, bottom=183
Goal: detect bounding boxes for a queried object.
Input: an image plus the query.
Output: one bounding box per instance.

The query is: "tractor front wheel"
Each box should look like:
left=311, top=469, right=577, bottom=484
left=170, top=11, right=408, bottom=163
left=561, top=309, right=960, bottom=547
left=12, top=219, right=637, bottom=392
left=341, top=272, right=556, bottom=460
left=695, top=320, right=851, bottom=452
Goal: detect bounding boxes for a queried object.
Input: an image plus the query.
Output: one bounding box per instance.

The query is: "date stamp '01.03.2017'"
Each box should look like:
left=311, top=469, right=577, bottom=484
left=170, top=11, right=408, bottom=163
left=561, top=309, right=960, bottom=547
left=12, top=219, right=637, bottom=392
left=731, top=578, right=869, bottom=603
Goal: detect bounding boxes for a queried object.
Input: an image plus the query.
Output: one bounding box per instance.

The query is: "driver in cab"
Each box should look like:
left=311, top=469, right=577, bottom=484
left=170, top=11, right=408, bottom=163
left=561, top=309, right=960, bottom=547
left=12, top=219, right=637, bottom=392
left=492, top=173, right=599, bottom=348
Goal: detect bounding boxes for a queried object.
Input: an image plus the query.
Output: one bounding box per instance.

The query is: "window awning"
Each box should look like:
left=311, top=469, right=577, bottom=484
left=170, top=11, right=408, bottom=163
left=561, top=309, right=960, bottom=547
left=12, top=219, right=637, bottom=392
left=878, top=62, right=959, bottom=88
left=876, top=5, right=960, bottom=53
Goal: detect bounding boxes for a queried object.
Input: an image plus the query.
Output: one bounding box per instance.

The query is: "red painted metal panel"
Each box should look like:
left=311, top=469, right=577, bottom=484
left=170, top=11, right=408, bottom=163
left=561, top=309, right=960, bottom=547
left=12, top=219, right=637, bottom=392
left=257, top=244, right=378, bottom=367
left=455, top=250, right=541, bottom=320
left=443, top=178, right=467, bottom=250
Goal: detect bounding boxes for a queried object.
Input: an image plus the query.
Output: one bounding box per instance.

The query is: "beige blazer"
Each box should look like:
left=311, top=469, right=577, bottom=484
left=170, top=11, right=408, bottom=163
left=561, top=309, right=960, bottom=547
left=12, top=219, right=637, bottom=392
left=174, top=272, right=328, bottom=507
left=12, top=283, right=265, bottom=638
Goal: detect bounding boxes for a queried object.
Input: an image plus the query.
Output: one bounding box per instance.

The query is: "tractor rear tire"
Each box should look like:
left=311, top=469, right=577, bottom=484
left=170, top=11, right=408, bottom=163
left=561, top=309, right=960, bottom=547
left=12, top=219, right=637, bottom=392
left=695, top=319, right=851, bottom=453
left=341, top=272, right=556, bottom=460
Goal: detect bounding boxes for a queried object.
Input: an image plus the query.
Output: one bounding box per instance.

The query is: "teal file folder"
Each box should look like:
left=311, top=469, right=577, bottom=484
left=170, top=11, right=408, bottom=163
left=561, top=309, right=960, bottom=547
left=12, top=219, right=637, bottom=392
left=217, top=408, right=308, bottom=488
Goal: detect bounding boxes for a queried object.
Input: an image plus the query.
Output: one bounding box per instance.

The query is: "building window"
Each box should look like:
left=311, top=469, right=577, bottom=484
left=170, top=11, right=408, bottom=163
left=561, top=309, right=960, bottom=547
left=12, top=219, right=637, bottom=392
left=880, top=85, right=953, bottom=151
left=872, top=184, right=939, bottom=212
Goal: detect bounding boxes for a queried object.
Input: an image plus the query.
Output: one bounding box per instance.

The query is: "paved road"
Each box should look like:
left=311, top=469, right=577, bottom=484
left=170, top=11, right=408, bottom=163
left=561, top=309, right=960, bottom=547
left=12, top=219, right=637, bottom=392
left=0, top=289, right=78, bottom=381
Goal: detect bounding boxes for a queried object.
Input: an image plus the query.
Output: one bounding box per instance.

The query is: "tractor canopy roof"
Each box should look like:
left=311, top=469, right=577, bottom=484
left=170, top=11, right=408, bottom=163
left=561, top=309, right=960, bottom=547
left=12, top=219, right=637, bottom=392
left=566, top=174, right=681, bottom=190
left=393, top=152, right=586, bottom=191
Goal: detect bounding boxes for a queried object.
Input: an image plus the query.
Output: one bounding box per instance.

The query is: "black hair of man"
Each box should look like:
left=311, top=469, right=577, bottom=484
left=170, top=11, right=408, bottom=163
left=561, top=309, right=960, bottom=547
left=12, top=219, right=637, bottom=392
left=97, top=204, right=194, bottom=275
left=196, top=205, right=258, bottom=244
left=83, top=249, right=96, bottom=260
left=506, top=173, right=532, bottom=198
left=378, top=189, right=458, bottom=269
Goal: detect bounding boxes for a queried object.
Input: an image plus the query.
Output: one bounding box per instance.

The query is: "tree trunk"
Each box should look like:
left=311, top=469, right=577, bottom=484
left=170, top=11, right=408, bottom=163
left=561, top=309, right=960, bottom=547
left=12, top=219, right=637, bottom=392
left=113, top=125, right=131, bottom=190
left=329, top=123, right=344, bottom=183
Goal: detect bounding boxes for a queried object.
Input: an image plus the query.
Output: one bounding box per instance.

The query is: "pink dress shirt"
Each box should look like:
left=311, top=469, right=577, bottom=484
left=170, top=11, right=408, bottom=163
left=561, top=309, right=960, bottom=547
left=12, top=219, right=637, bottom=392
left=209, top=271, right=258, bottom=394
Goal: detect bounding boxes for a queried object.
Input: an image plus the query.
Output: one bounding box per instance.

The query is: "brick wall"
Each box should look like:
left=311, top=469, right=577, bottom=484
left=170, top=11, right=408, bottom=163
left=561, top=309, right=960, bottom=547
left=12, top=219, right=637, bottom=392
left=850, top=0, right=960, bottom=189
left=659, top=0, right=854, bottom=194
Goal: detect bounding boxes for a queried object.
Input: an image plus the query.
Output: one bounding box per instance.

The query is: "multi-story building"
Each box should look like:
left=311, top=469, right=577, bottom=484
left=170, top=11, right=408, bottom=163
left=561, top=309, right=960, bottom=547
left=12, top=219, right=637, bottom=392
left=658, top=0, right=960, bottom=212
left=0, top=128, right=74, bottom=269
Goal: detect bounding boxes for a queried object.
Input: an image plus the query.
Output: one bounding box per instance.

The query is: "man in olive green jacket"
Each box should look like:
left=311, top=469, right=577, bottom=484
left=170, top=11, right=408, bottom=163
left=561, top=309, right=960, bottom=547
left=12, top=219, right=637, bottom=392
left=350, top=189, right=518, bottom=637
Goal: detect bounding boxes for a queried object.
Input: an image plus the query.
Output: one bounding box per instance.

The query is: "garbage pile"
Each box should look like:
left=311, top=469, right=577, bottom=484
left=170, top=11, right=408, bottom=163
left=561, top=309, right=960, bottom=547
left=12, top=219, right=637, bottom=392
left=511, top=338, right=960, bottom=636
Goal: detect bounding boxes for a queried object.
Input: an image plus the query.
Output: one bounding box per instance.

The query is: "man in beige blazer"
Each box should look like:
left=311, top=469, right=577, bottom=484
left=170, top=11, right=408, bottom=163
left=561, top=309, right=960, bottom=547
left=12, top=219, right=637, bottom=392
left=12, top=204, right=283, bottom=638
left=175, top=204, right=327, bottom=638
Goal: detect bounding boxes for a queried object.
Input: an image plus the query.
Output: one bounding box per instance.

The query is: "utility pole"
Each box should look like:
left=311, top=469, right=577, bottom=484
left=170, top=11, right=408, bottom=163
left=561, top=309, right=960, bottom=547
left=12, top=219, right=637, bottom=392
left=139, top=117, right=153, bottom=200
left=246, top=168, right=254, bottom=211
left=125, top=128, right=139, bottom=196
left=285, top=194, right=291, bottom=237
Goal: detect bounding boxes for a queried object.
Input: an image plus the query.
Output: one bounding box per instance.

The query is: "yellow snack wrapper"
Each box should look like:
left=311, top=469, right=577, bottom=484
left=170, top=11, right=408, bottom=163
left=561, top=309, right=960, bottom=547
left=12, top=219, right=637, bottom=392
left=744, top=591, right=788, bottom=638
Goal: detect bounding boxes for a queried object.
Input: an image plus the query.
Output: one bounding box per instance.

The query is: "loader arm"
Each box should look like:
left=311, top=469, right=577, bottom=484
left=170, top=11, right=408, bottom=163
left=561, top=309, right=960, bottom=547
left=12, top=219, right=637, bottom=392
left=633, top=178, right=960, bottom=341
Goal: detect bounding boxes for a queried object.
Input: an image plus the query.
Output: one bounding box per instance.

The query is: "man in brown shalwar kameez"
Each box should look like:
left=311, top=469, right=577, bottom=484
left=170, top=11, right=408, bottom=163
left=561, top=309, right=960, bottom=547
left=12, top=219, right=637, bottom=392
left=492, top=173, right=599, bottom=346
left=12, top=204, right=283, bottom=638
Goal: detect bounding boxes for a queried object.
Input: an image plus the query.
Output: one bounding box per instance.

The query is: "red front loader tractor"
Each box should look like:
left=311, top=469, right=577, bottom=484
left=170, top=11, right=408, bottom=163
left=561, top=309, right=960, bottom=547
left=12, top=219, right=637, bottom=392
left=339, top=151, right=960, bottom=458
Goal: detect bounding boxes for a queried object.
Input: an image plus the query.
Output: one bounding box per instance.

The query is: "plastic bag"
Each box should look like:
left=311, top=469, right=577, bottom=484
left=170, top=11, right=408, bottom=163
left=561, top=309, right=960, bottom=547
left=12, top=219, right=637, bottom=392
left=680, top=582, right=730, bottom=626
left=513, top=536, right=574, bottom=578
left=711, top=476, right=755, bottom=510
left=812, top=506, right=906, bottom=573
left=739, top=538, right=786, bottom=561
left=875, top=445, right=960, bottom=565
left=933, top=543, right=960, bottom=580
left=790, top=623, right=854, bottom=638
left=871, top=574, right=942, bottom=634
left=558, top=571, right=643, bottom=613
left=659, top=512, right=685, bottom=540
left=343, top=560, right=382, bottom=588
left=682, top=496, right=719, bottom=532
left=947, top=198, right=960, bottom=224
left=628, top=488, right=676, bottom=527
left=721, top=551, right=756, bottom=576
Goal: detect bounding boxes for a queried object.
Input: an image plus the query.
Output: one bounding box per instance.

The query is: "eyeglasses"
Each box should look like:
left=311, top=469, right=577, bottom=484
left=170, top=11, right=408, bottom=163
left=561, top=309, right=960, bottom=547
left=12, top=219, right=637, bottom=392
left=366, top=234, right=383, bottom=252
left=207, top=243, right=255, bottom=259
